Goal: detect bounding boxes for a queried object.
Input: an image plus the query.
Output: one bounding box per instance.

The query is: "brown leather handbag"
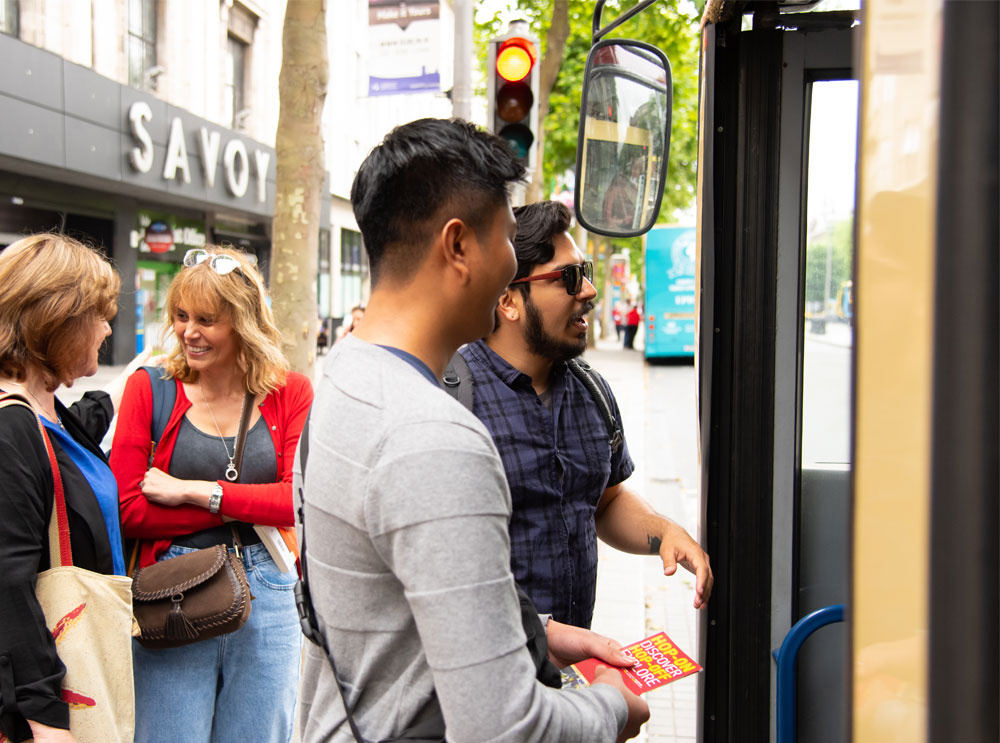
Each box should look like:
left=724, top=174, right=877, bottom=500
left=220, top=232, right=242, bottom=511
left=130, top=390, right=256, bottom=649
left=131, top=541, right=252, bottom=649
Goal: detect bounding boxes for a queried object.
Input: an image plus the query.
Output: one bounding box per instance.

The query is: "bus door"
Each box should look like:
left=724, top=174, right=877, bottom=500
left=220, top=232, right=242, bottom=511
left=694, top=11, right=856, bottom=743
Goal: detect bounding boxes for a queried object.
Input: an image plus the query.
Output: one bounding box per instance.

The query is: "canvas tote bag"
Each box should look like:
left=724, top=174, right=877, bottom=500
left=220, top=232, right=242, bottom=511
left=0, top=397, right=135, bottom=743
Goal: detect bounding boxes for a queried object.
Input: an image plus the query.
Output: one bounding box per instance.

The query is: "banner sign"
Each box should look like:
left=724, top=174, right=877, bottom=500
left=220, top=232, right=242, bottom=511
left=368, top=1, right=440, bottom=96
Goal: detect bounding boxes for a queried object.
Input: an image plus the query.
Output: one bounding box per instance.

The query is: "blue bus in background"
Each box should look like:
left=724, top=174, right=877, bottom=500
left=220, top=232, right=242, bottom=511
left=644, top=226, right=696, bottom=359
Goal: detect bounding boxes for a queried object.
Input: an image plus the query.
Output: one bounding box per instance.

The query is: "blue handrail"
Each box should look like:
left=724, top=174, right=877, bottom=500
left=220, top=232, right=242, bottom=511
left=772, top=604, right=846, bottom=743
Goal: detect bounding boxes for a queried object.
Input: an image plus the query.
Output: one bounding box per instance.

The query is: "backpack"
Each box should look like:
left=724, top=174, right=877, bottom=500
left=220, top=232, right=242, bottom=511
left=441, top=351, right=624, bottom=455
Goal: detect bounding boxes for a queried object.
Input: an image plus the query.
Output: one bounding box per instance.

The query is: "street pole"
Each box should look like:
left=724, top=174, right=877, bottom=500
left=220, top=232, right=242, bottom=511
left=452, top=0, right=473, bottom=121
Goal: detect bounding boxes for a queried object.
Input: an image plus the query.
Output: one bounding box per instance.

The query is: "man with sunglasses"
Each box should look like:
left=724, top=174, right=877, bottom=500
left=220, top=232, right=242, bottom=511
left=457, top=200, right=713, bottom=630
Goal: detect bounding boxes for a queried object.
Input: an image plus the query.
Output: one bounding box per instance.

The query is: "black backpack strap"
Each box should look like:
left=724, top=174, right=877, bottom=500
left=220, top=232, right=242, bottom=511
left=568, top=358, right=624, bottom=455
left=294, top=407, right=372, bottom=743
left=442, top=349, right=474, bottom=410
left=142, top=366, right=176, bottom=444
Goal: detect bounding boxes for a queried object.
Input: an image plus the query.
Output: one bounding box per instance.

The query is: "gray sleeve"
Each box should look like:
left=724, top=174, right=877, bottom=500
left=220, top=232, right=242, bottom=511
left=367, top=429, right=628, bottom=743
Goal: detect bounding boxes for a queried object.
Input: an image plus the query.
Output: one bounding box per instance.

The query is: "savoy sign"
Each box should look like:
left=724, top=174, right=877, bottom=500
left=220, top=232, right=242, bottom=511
left=127, top=101, right=270, bottom=204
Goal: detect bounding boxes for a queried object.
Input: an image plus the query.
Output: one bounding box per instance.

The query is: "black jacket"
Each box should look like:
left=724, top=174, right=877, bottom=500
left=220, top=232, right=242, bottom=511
left=0, top=391, right=116, bottom=741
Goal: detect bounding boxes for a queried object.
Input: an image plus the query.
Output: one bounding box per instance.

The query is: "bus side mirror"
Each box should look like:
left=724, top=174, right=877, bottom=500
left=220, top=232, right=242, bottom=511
left=574, top=39, right=672, bottom=238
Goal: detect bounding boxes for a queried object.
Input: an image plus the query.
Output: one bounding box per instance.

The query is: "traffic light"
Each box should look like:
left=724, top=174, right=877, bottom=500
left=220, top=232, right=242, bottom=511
left=487, top=25, right=540, bottom=169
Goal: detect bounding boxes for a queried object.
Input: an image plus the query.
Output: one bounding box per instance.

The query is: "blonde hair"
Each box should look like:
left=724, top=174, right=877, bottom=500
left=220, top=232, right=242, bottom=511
left=0, top=233, right=119, bottom=391
left=161, top=246, right=288, bottom=395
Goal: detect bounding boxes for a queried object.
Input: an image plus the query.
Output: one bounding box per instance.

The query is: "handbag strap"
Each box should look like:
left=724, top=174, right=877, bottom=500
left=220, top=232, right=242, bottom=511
left=0, top=394, right=72, bottom=567
left=231, top=390, right=255, bottom=479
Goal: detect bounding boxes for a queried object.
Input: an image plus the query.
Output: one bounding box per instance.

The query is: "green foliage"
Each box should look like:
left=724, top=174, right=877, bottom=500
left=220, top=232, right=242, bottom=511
left=475, top=1, right=700, bottom=217
left=476, top=0, right=703, bottom=295
left=804, top=217, right=854, bottom=309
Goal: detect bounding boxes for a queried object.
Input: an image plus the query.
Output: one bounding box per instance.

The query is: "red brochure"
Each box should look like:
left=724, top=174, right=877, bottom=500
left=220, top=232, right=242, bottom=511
left=562, top=631, right=702, bottom=694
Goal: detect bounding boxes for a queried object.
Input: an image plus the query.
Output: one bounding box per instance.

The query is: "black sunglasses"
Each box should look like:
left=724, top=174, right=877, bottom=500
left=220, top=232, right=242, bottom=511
left=510, top=261, right=594, bottom=296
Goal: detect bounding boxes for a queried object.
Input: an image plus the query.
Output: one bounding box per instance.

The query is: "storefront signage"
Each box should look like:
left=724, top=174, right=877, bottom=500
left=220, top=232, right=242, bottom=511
left=144, top=221, right=174, bottom=253
left=127, top=101, right=271, bottom=204
left=134, top=211, right=206, bottom=255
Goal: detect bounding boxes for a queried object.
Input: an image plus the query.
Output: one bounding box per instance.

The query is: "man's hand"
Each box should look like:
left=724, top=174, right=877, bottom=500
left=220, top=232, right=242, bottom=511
left=591, top=665, right=650, bottom=742
left=596, top=483, right=714, bottom=609
left=653, top=519, right=713, bottom=609
left=545, top=619, right=633, bottom=669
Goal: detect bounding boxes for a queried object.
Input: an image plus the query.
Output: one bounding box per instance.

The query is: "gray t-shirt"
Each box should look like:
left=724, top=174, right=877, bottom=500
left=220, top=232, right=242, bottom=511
left=295, top=334, right=627, bottom=743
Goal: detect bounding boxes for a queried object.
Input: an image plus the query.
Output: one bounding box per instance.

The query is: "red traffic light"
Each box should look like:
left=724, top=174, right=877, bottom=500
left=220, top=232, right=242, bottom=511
left=496, top=37, right=537, bottom=82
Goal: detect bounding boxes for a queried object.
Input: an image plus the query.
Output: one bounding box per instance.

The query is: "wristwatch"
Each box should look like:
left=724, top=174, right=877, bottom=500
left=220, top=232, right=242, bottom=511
left=209, top=484, right=224, bottom=514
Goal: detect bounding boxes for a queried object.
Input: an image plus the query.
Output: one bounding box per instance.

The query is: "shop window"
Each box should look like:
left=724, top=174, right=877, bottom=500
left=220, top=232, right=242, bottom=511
left=0, top=0, right=18, bottom=37
left=339, top=228, right=367, bottom=317
left=226, top=3, right=256, bottom=130
left=318, top=228, right=331, bottom=318
left=225, top=35, right=248, bottom=128
left=128, top=0, right=158, bottom=89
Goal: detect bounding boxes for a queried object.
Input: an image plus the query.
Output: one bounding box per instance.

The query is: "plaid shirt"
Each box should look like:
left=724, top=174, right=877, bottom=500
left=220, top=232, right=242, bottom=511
left=460, top=340, right=634, bottom=628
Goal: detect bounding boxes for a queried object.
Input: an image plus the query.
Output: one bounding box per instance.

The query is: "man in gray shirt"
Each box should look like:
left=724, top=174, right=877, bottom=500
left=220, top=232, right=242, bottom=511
left=297, top=119, right=648, bottom=742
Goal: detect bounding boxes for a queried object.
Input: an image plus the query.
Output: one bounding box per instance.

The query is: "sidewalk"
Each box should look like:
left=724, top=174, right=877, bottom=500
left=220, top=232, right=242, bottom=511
left=585, top=334, right=701, bottom=743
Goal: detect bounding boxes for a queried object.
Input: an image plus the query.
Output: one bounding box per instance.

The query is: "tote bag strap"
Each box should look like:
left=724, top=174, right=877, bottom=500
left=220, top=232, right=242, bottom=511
left=0, top=394, right=72, bottom=568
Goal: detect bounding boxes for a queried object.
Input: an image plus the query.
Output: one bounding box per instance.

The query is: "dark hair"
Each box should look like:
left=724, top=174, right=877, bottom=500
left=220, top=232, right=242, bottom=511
left=351, top=118, right=525, bottom=284
left=511, top=201, right=574, bottom=289
left=489, top=201, right=574, bottom=334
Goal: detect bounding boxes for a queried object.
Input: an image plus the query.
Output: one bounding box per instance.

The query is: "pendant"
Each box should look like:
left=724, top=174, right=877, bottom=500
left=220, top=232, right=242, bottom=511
left=225, top=460, right=239, bottom=482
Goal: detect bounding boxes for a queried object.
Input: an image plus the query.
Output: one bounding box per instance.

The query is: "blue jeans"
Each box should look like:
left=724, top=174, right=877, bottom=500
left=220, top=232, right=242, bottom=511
left=132, top=542, right=302, bottom=743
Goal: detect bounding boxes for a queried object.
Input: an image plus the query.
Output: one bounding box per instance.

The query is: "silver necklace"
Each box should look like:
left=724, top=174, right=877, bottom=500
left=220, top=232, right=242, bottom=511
left=200, top=380, right=247, bottom=482
left=2, top=381, right=63, bottom=428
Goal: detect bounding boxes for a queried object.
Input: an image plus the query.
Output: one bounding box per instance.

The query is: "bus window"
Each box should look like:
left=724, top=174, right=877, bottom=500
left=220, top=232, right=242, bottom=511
left=801, top=80, right=858, bottom=468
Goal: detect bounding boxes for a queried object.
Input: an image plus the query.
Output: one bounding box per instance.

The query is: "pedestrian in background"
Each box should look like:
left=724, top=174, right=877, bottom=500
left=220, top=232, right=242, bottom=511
left=110, top=246, right=312, bottom=743
left=623, top=304, right=641, bottom=350
left=0, top=234, right=147, bottom=743
left=334, top=304, right=364, bottom=343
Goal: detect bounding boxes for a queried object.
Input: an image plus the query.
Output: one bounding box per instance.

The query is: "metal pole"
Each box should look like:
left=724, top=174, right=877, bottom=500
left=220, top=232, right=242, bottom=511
left=452, top=0, right=473, bottom=121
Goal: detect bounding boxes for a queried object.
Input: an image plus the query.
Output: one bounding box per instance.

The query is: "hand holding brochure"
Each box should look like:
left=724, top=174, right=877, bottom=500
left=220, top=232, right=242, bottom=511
left=562, top=631, right=702, bottom=694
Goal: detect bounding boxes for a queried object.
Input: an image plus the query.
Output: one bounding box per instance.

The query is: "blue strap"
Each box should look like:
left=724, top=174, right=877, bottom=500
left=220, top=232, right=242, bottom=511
left=142, top=366, right=175, bottom=444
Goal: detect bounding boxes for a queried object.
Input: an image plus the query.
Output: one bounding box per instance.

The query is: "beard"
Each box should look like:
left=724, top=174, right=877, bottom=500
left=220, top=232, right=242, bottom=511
left=522, top=294, right=593, bottom=363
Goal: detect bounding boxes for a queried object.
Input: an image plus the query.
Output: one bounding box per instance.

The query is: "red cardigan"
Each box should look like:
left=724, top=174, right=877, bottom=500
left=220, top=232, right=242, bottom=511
left=110, top=369, right=313, bottom=567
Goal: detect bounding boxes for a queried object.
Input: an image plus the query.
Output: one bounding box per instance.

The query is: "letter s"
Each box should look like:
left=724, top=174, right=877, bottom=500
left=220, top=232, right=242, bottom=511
left=129, top=101, right=154, bottom=173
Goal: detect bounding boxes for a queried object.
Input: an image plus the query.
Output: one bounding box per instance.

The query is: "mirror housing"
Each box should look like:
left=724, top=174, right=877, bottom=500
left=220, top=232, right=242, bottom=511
left=574, top=39, right=672, bottom=238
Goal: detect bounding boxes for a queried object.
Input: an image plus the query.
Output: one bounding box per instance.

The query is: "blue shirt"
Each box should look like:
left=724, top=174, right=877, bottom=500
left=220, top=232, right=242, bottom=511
left=42, top=417, right=126, bottom=575
left=460, top=340, right=634, bottom=628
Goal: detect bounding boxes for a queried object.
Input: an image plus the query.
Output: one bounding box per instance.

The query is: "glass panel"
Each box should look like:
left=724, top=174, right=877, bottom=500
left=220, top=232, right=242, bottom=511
left=0, top=0, right=19, bottom=37
left=800, top=80, right=859, bottom=467
left=128, top=0, right=156, bottom=89
left=226, top=36, right=246, bottom=127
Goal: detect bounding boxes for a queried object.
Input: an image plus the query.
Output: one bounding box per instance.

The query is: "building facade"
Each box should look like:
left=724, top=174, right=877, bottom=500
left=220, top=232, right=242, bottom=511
left=322, top=0, right=455, bottom=328
left=0, top=0, right=330, bottom=364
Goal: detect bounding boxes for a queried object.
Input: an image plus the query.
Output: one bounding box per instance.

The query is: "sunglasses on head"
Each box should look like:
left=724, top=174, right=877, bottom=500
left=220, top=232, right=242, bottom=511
left=182, top=249, right=256, bottom=276
left=510, top=261, right=594, bottom=296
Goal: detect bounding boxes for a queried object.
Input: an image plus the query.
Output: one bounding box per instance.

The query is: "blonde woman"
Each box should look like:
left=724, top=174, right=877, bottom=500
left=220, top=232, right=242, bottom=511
left=110, top=246, right=312, bottom=743
left=0, top=234, right=131, bottom=743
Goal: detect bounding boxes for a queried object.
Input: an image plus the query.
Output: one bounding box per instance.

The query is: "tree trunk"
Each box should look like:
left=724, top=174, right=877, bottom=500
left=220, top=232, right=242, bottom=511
left=526, top=0, right=569, bottom=204
left=271, top=0, right=328, bottom=375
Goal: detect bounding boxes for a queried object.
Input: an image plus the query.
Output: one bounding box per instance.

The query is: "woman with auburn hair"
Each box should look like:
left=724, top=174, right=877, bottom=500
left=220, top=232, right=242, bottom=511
left=110, top=246, right=312, bottom=743
left=0, top=234, right=148, bottom=743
